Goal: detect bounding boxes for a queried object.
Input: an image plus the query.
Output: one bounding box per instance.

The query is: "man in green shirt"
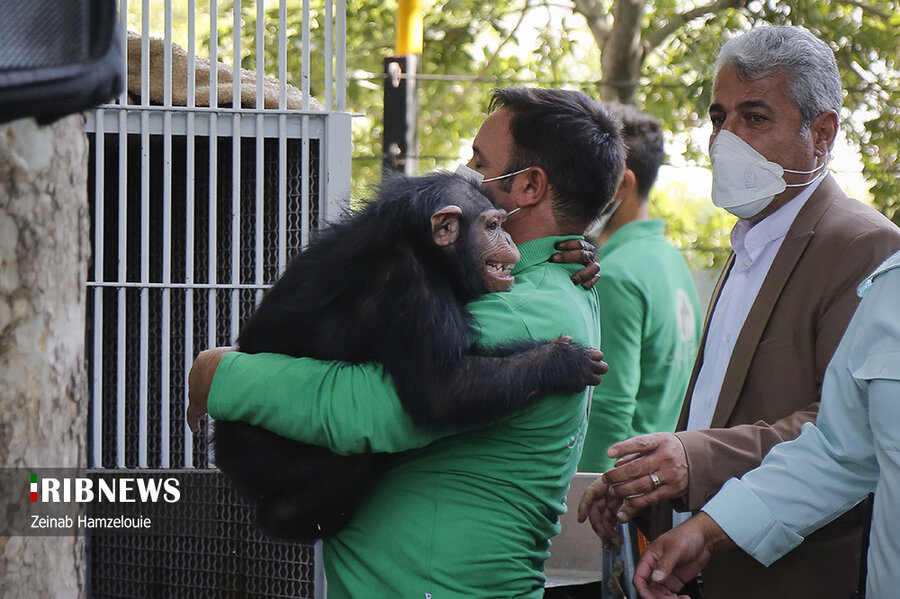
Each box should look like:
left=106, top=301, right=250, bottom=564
left=187, top=88, right=625, bottom=598
left=579, top=103, right=701, bottom=473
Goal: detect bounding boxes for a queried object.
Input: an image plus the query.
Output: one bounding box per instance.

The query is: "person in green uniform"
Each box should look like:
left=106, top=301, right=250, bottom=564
left=579, top=103, right=702, bottom=473
left=187, top=87, right=625, bottom=598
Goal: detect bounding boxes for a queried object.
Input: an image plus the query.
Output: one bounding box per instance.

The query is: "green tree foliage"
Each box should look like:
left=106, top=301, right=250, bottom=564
left=132, top=1, right=899, bottom=268
left=343, top=0, right=898, bottom=265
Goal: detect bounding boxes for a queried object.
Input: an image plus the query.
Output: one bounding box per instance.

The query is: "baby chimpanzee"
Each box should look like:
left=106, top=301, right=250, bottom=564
left=213, top=172, right=604, bottom=541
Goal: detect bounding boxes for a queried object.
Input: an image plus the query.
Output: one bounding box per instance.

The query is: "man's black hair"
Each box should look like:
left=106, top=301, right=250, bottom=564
left=601, top=101, right=665, bottom=200
left=488, top=87, right=625, bottom=230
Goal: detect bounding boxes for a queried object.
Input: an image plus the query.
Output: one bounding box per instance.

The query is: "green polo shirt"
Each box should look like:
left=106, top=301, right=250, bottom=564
left=208, top=235, right=601, bottom=598
left=578, top=219, right=701, bottom=472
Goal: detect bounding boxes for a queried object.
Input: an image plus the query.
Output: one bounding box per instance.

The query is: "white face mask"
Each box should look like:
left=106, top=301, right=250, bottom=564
left=455, top=163, right=532, bottom=186
left=710, top=130, right=826, bottom=219
left=590, top=198, right=622, bottom=235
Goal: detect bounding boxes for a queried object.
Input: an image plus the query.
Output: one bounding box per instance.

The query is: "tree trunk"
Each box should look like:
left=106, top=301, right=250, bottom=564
left=0, top=115, right=89, bottom=597
left=599, top=0, right=645, bottom=104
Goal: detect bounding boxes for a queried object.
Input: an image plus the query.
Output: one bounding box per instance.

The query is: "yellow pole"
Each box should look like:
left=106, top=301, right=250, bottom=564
left=395, top=0, right=424, bottom=55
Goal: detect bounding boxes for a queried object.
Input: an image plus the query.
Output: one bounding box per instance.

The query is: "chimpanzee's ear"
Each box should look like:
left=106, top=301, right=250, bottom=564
left=431, top=205, right=463, bottom=246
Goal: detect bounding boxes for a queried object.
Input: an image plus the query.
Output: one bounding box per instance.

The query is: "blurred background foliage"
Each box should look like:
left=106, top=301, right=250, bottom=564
left=129, top=0, right=900, bottom=272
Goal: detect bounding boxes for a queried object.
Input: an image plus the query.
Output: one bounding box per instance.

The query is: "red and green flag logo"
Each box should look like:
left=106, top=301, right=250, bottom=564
left=31, top=473, right=38, bottom=502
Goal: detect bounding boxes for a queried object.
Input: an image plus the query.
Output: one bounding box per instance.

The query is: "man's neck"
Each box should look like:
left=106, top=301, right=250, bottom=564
left=507, top=202, right=567, bottom=245
left=598, top=199, right=650, bottom=245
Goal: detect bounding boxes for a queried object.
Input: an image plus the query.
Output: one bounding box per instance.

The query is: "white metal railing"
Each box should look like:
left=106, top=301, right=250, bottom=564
left=85, top=0, right=351, bottom=471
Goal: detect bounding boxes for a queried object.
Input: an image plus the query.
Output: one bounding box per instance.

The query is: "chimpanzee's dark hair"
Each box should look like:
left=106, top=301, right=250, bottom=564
left=488, top=87, right=625, bottom=229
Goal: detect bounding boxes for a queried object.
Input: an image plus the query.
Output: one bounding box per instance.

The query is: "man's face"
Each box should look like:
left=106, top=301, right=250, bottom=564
left=708, top=63, right=817, bottom=184
left=466, top=108, right=518, bottom=213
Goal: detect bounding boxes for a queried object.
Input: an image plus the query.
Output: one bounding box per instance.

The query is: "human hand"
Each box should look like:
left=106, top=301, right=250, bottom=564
left=186, top=346, right=235, bottom=433
left=576, top=476, right=625, bottom=547
left=551, top=239, right=600, bottom=290
left=633, top=513, right=724, bottom=599
left=602, top=433, right=689, bottom=522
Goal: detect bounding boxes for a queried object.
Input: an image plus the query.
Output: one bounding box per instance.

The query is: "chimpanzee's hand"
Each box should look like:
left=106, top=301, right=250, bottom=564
left=551, top=239, right=600, bottom=290
left=186, top=346, right=235, bottom=433
left=550, top=335, right=608, bottom=390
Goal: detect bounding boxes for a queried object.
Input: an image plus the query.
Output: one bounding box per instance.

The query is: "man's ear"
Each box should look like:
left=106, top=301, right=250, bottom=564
left=515, top=166, right=549, bottom=207
left=616, top=168, right=637, bottom=200
left=810, top=110, right=839, bottom=157
left=431, top=205, right=463, bottom=246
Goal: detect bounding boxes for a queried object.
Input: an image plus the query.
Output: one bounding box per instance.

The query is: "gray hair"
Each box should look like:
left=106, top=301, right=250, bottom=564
left=714, top=26, right=843, bottom=128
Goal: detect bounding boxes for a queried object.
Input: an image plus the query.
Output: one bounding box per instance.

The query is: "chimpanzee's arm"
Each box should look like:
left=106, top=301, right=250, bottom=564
left=391, top=339, right=606, bottom=429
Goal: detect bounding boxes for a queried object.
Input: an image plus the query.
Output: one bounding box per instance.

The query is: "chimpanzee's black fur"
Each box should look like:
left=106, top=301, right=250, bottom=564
left=213, top=172, right=599, bottom=541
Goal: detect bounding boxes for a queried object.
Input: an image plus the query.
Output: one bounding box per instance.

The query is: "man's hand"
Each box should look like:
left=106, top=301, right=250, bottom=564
left=552, top=239, right=600, bottom=290
left=577, top=476, right=625, bottom=547
left=602, top=432, right=689, bottom=522
left=633, top=512, right=732, bottom=599
left=186, top=346, right=235, bottom=433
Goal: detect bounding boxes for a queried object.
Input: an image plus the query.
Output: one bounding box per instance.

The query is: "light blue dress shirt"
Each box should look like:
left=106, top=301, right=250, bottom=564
left=703, top=249, right=900, bottom=599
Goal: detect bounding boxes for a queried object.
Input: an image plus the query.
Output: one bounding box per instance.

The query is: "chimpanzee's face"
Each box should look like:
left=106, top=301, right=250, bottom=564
left=430, top=179, right=520, bottom=294
left=454, top=183, right=520, bottom=293
left=472, top=204, right=519, bottom=292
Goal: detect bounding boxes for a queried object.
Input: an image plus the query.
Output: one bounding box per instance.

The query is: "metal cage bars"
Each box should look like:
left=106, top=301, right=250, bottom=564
left=84, top=0, right=351, bottom=471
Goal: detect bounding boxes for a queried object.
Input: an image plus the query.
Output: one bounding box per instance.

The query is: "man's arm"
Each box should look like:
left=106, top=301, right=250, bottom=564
left=188, top=348, right=443, bottom=455
left=674, top=225, right=900, bottom=510
left=186, top=277, right=544, bottom=456
left=633, top=512, right=733, bottom=599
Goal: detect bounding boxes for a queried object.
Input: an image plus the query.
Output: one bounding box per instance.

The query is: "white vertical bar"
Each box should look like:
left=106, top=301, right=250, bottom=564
left=302, top=114, right=310, bottom=248
left=314, top=540, right=327, bottom=599
left=139, top=126, right=150, bottom=468
left=114, top=0, right=130, bottom=470
left=301, top=0, right=311, bottom=246
left=208, top=0, right=219, bottom=355
left=324, top=0, right=333, bottom=110
left=255, top=0, right=266, bottom=306
left=117, top=110, right=127, bottom=469
left=137, top=1, right=152, bottom=470
left=184, top=0, right=197, bottom=467
left=324, top=113, right=352, bottom=222
left=278, top=114, right=287, bottom=271
left=336, top=0, right=347, bottom=112
left=278, top=0, right=287, bottom=271
left=160, top=0, right=174, bottom=469
left=302, top=0, right=310, bottom=112
left=231, top=1, right=242, bottom=340
left=207, top=0, right=220, bottom=469
left=119, top=0, right=129, bottom=107
left=233, top=0, right=242, bottom=110
left=92, top=110, right=105, bottom=468
left=278, top=0, right=287, bottom=111
left=256, top=0, right=265, bottom=110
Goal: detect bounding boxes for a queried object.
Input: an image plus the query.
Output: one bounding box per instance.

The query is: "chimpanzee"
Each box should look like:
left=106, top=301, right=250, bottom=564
left=213, top=171, right=604, bottom=541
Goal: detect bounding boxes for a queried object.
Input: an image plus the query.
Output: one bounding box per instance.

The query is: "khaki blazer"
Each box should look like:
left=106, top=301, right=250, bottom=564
left=649, top=175, right=900, bottom=599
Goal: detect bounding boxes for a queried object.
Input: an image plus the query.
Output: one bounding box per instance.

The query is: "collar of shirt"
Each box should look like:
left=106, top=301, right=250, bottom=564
left=858, top=248, right=900, bottom=296
left=600, top=218, right=665, bottom=258
left=730, top=175, right=824, bottom=269
left=512, top=235, right=585, bottom=275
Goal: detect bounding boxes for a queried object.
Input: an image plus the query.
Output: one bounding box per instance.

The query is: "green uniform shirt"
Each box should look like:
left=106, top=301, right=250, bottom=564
left=579, top=219, right=701, bottom=472
left=208, top=236, right=601, bottom=598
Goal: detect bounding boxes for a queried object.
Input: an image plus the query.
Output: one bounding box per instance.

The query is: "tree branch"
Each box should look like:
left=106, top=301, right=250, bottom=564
left=645, top=0, right=748, bottom=52
left=572, top=0, right=613, bottom=49
left=425, top=1, right=534, bottom=129
left=844, top=0, right=893, bottom=20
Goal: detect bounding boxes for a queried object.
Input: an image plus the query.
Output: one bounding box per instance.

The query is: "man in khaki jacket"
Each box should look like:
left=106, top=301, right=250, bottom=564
left=578, top=26, right=900, bottom=599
